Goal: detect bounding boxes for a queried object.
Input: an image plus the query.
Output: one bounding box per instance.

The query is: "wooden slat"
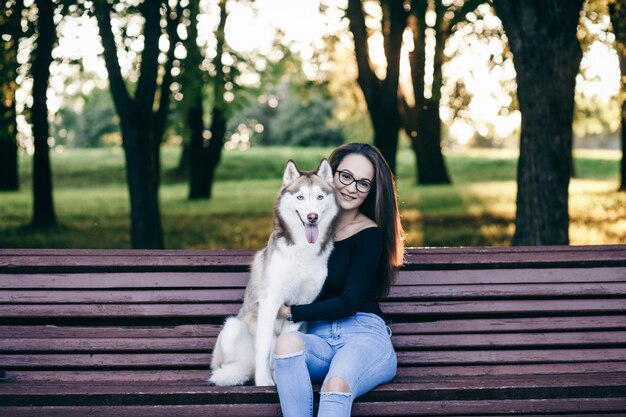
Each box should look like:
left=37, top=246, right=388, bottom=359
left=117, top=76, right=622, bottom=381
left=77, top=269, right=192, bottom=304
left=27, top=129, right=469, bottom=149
left=381, top=299, right=626, bottom=315
left=387, top=282, right=626, bottom=298
left=0, top=337, right=212, bottom=352
left=3, top=400, right=626, bottom=417
left=1, top=374, right=624, bottom=399
left=395, top=267, right=626, bottom=285
left=0, top=289, right=244, bottom=303
left=391, top=331, right=626, bottom=349
left=5, top=282, right=625, bottom=304
left=0, top=324, right=221, bottom=338
left=3, top=245, right=626, bottom=272
left=5, top=370, right=212, bottom=383
left=2, top=299, right=625, bottom=319
left=4, top=348, right=626, bottom=369
left=4, top=331, right=624, bottom=352
left=2, top=267, right=624, bottom=291
left=2, top=316, right=625, bottom=340
left=0, top=303, right=241, bottom=318
left=1, top=353, right=211, bottom=368
left=397, top=348, right=626, bottom=365
left=9, top=361, right=626, bottom=383
left=0, top=272, right=250, bottom=289
left=390, top=316, right=626, bottom=334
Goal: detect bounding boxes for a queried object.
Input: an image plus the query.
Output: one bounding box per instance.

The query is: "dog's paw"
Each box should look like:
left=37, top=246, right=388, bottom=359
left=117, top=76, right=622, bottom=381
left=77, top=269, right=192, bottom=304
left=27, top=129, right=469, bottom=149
left=254, top=368, right=275, bottom=386
left=255, top=375, right=275, bottom=386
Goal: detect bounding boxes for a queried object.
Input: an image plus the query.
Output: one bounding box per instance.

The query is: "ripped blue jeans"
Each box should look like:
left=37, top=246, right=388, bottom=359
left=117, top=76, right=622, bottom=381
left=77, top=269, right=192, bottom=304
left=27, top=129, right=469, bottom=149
left=274, top=312, right=397, bottom=417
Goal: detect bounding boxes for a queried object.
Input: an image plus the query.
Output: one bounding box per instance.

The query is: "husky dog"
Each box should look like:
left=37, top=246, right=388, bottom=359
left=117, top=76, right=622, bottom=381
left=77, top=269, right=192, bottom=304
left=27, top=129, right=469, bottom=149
left=209, top=159, right=339, bottom=387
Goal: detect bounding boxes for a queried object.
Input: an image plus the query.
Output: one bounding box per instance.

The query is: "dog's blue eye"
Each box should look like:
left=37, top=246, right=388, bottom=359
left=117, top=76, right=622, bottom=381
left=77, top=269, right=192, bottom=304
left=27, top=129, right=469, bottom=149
left=317, top=195, right=323, bottom=200
left=297, top=196, right=304, bottom=200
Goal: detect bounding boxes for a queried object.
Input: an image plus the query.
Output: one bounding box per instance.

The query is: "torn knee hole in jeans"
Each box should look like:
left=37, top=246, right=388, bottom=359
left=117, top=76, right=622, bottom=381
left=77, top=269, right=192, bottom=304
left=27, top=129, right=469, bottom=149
left=274, top=350, right=304, bottom=360
left=320, top=391, right=352, bottom=398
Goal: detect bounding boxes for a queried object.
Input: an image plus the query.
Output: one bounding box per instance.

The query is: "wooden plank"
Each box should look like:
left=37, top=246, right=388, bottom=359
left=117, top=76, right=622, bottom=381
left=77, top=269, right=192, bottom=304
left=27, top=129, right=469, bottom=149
left=1, top=353, right=211, bottom=368
left=387, top=282, right=626, bottom=298
left=4, top=317, right=624, bottom=340
left=2, top=299, right=624, bottom=319
left=3, top=401, right=626, bottom=417
left=2, top=374, right=624, bottom=398
left=1, top=337, right=213, bottom=352
left=381, top=299, right=626, bottom=315
left=2, top=267, right=625, bottom=290
left=0, top=272, right=250, bottom=289
left=4, top=348, right=626, bottom=369
left=393, top=361, right=626, bottom=378
left=2, top=282, right=624, bottom=304
left=395, top=267, right=626, bottom=285
left=391, top=331, right=626, bottom=349
left=389, top=316, right=626, bottom=334
left=0, top=324, right=221, bottom=339
left=3, top=245, right=626, bottom=272
left=0, top=303, right=241, bottom=318
left=397, top=348, right=626, bottom=365
left=0, top=289, right=245, bottom=303
left=5, top=370, right=212, bottom=383
left=9, top=361, right=625, bottom=383
left=5, top=330, right=624, bottom=352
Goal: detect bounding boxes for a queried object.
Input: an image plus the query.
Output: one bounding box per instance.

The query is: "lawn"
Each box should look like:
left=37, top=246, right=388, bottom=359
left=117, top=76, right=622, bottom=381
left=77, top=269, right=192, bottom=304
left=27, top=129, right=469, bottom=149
left=0, top=146, right=624, bottom=249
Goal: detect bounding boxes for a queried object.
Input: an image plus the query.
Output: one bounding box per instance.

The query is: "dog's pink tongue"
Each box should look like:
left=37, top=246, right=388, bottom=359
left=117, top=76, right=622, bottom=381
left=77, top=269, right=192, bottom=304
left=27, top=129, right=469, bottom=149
left=305, top=224, right=319, bottom=244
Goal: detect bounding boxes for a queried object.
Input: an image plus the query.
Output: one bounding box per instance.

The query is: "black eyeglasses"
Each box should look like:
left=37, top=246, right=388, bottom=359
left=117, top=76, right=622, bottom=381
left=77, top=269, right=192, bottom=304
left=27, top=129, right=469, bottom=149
left=336, top=170, right=372, bottom=193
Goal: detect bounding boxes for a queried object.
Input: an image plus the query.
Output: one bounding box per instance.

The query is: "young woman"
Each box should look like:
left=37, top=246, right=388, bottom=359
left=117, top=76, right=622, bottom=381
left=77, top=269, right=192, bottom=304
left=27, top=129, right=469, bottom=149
left=274, top=143, right=405, bottom=417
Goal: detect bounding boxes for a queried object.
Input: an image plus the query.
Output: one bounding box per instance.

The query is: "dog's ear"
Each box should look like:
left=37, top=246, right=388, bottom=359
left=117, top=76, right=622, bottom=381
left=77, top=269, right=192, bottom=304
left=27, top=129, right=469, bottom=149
left=316, top=159, right=333, bottom=185
left=283, top=160, right=301, bottom=186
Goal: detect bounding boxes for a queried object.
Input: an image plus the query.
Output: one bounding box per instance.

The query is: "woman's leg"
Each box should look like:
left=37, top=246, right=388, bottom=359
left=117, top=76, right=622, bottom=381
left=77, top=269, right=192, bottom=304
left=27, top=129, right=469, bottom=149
left=274, top=331, right=333, bottom=417
left=317, top=315, right=397, bottom=417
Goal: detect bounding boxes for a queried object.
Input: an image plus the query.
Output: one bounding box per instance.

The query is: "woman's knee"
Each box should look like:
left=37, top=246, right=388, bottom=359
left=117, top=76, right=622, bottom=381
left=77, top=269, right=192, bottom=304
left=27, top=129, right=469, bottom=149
left=321, top=376, right=351, bottom=394
left=275, top=332, right=304, bottom=356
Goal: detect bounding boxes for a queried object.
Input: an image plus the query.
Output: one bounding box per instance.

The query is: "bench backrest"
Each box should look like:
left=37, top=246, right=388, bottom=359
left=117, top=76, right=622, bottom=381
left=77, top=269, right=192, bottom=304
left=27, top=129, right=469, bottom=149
left=1, top=246, right=626, bottom=383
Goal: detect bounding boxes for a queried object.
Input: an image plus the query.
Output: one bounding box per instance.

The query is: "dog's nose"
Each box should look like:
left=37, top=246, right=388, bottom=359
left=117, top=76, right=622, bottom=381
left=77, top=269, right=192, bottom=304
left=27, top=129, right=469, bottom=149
left=307, top=213, right=318, bottom=224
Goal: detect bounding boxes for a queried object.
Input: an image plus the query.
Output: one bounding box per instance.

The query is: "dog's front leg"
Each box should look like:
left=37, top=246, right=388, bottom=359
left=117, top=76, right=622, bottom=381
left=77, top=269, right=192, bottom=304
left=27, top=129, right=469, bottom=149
left=255, top=296, right=281, bottom=386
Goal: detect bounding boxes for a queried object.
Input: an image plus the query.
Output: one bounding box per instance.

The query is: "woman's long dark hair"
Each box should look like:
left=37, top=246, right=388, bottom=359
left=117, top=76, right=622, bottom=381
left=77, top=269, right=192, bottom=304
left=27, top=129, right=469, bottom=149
left=328, top=143, right=405, bottom=298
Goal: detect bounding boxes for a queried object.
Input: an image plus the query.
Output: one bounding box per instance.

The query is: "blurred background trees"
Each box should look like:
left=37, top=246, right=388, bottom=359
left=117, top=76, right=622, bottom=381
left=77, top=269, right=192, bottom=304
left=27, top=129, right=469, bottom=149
left=1, top=0, right=624, bottom=248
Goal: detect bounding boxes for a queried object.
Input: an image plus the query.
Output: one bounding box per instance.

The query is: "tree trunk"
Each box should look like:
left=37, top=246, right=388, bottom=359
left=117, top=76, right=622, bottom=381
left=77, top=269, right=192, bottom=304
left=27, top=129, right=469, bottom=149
left=30, top=0, right=56, bottom=227
left=188, top=0, right=227, bottom=199
left=416, top=12, right=450, bottom=184
left=621, top=97, right=626, bottom=191
left=93, top=0, right=164, bottom=248
left=347, top=0, right=407, bottom=174
left=0, top=0, right=23, bottom=191
left=494, top=0, right=583, bottom=245
left=609, top=1, right=626, bottom=192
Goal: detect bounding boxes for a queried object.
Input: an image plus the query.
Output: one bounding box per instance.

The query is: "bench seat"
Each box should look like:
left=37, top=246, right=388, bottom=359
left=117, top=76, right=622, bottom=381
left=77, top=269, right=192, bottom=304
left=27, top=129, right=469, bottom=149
left=1, top=245, right=626, bottom=416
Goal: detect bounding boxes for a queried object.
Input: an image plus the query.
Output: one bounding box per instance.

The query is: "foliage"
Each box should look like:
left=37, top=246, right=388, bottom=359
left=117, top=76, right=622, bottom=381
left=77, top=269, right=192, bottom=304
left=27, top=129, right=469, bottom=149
left=227, top=91, right=344, bottom=147
left=52, top=86, right=120, bottom=147
left=269, top=95, right=344, bottom=147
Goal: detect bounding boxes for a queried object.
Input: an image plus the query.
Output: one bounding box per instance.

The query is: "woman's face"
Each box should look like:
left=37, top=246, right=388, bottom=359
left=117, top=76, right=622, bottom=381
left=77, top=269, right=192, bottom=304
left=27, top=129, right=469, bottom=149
left=333, top=153, right=374, bottom=212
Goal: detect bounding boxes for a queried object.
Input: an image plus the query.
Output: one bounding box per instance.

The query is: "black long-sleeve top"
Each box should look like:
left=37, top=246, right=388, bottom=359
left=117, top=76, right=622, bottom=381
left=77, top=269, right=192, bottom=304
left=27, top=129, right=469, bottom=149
left=290, top=227, right=384, bottom=323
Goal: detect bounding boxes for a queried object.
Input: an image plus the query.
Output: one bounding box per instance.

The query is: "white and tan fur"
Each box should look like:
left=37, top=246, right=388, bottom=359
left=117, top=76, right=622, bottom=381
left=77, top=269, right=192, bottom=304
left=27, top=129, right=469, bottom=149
left=209, top=159, right=339, bottom=386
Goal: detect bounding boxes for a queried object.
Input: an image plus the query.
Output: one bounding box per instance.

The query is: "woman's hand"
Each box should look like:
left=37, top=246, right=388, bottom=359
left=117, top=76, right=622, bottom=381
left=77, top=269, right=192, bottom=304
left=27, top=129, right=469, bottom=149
left=277, top=304, right=291, bottom=320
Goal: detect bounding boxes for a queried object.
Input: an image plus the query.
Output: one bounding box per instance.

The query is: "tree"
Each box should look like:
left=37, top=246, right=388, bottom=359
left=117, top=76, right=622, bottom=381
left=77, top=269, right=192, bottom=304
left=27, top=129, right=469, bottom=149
left=92, top=0, right=179, bottom=248
left=346, top=0, right=407, bottom=174
left=0, top=0, right=24, bottom=191
left=30, top=0, right=57, bottom=227
left=609, top=0, right=626, bottom=191
left=404, top=0, right=488, bottom=185
left=185, top=0, right=229, bottom=199
left=493, top=0, right=584, bottom=245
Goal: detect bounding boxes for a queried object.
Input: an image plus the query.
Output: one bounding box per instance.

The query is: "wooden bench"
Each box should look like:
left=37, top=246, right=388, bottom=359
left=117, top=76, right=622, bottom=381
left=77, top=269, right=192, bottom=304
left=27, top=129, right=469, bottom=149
left=1, top=245, right=626, bottom=416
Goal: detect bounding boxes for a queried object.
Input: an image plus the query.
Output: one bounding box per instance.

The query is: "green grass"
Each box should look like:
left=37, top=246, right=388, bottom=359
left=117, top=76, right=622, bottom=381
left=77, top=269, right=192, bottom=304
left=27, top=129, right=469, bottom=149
left=1, top=146, right=624, bottom=249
